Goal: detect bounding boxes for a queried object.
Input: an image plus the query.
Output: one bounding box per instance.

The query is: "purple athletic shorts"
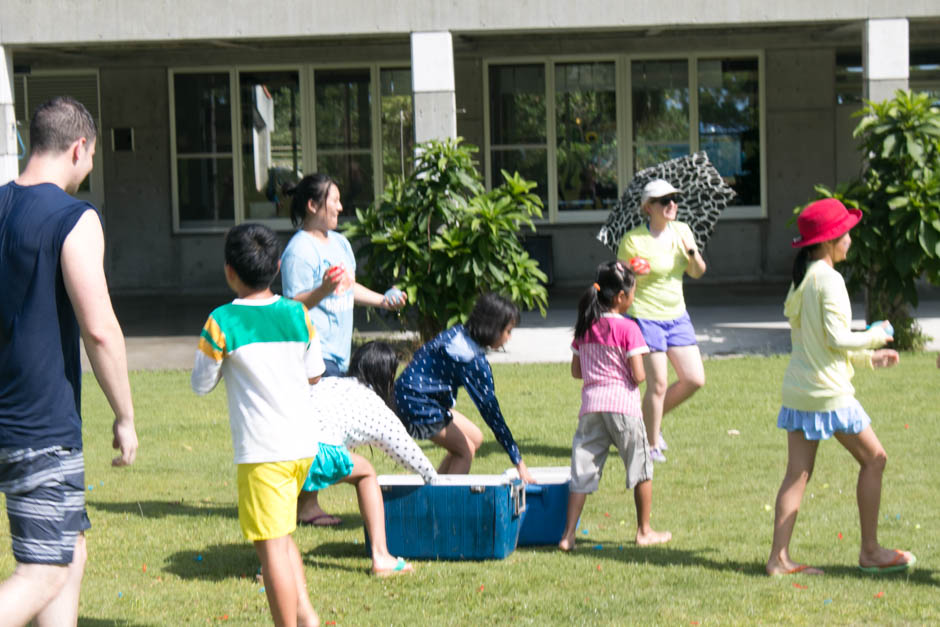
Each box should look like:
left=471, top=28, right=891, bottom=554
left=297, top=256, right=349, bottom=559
left=632, top=311, right=697, bottom=353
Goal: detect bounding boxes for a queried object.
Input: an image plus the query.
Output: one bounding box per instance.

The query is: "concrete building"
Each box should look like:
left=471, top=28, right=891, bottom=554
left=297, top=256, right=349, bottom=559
left=1, top=2, right=938, bottom=295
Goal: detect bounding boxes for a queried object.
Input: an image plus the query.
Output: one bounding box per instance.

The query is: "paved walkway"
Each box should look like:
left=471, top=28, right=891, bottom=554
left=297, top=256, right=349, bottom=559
left=83, top=289, right=940, bottom=371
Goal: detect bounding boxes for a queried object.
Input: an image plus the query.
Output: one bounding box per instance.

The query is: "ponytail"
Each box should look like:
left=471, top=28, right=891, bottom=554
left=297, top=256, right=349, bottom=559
left=791, top=245, right=819, bottom=287
left=574, top=261, right=636, bottom=340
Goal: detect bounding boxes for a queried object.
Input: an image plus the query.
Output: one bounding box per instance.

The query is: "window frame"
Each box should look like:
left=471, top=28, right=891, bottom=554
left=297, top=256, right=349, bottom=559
left=169, top=61, right=412, bottom=234
left=482, top=50, right=766, bottom=224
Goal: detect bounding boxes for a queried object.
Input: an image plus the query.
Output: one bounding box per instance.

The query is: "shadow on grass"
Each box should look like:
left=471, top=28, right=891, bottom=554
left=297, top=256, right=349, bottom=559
left=811, top=564, right=939, bottom=586
left=476, top=439, right=572, bottom=462
left=300, top=541, right=373, bottom=574
left=525, top=542, right=940, bottom=587
left=165, top=543, right=259, bottom=581
left=79, top=619, right=149, bottom=627
left=90, top=499, right=237, bottom=520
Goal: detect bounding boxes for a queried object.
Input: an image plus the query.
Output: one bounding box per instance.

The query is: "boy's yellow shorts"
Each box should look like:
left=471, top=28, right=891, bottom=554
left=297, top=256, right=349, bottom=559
left=237, top=458, right=313, bottom=541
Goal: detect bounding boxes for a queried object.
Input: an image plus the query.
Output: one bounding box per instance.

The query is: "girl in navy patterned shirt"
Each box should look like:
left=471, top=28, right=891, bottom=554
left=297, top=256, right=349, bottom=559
left=394, top=293, right=535, bottom=483
left=559, top=261, right=671, bottom=550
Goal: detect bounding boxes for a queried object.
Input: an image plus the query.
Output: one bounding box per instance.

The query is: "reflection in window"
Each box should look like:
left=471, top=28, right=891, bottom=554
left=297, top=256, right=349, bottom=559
left=489, top=64, right=547, bottom=203
left=240, top=71, right=301, bottom=220
left=911, top=49, right=940, bottom=106
left=381, top=68, right=415, bottom=182
left=173, top=72, right=234, bottom=228
left=698, top=58, right=760, bottom=206
left=632, top=60, right=690, bottom=170
left=556, top=62, right=618, bottom=211
left=315, top=69, right=373, bottom=210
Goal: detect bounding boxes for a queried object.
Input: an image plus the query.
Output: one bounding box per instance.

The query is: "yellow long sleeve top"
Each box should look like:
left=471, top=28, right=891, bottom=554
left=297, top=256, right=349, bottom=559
left=781, top=260, right=890, bottom=411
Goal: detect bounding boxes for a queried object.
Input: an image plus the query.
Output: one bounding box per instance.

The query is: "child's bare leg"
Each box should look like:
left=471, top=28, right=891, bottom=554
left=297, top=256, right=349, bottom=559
left=634, top=480, right=671, bottom=545
left=431, top=410, right=483, bottom=475
left=766, top=432, right=823, bottom=575
left=834, top=427, right=914, bottom=568
left=342, top=453, right=413, bottom=575
left=255, top=536, right=299, bottom=626
left=558, top=492, right=587, bottom=551
left=285, top=536, right=318, bottom=627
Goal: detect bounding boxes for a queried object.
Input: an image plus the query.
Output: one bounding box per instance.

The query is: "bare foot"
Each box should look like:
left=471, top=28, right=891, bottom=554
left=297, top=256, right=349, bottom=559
left=636, top=529, right=672, bottom=546
left=558, top=536, right=576, bottom=552
left=766, top=557, right=824, bottom=576
left=296, top=501, right=336, bottom=524
left=859, top=547, right=915, bottom=569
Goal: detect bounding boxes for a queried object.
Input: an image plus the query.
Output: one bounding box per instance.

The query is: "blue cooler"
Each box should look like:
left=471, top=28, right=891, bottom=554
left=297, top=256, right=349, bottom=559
left=376, top=474, right=526, bottom=560
left=505, top=467, right=572, bottom=546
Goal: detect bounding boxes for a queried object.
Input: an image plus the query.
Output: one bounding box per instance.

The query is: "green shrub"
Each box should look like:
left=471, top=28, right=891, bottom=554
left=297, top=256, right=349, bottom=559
left=807, top=90, right=940, bottom=350
left=343, top=138, right=548, bottom=341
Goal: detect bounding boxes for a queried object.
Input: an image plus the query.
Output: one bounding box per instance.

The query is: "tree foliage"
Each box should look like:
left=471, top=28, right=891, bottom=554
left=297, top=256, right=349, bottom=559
left=343, top=138, right=548, bottom=342
left=808, top=90, right=940, bottom=349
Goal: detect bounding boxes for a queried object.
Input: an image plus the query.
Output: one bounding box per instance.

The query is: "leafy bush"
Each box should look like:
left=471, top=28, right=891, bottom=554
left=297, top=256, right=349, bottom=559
left=807, top=90, right=940, bottom=350
left=343, top=138, right=548, bottom=341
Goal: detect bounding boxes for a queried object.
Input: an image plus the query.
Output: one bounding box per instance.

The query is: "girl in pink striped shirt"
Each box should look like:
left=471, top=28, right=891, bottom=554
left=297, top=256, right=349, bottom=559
left=559, top=261, right=672, bottom=550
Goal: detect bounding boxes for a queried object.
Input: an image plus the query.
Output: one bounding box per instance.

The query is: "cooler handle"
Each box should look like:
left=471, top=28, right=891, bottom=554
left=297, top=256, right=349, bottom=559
left=511, top=482, right=527, bottom=517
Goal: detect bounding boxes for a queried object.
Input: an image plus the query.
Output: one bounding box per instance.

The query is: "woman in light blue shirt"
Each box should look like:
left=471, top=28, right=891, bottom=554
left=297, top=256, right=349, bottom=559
left=281, top=173, right=405, bottom=525
left=281, top=174, right=405, bottom=376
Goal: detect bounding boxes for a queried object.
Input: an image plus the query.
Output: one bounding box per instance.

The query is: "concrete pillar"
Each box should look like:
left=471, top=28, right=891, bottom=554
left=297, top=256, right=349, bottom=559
left=0, top=45, right=19, bottom=184
left=410, top=31, right=457, bottom=144
left=863, top=18, right=909, bottom=104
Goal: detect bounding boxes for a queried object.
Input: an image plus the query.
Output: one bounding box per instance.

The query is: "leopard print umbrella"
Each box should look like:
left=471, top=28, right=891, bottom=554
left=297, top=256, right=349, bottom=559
left=596, top=151, right=736, bottom=254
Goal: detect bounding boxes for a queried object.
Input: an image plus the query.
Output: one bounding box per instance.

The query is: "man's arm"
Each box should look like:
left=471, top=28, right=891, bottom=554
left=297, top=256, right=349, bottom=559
left=61, top=210, right=138, bottom=466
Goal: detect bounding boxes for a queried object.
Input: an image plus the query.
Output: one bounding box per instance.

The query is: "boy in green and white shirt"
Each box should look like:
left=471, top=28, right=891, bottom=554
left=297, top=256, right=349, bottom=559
left=192, top=223, right=324, bottom=626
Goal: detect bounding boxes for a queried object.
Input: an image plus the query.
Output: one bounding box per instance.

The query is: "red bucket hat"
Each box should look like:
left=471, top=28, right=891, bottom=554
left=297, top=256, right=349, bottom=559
left=792, top=198, right=862, bottom=248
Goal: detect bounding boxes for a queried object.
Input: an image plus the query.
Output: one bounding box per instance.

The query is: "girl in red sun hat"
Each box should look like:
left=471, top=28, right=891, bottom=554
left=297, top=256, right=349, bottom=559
left=766, top=198, right=915, bottom=576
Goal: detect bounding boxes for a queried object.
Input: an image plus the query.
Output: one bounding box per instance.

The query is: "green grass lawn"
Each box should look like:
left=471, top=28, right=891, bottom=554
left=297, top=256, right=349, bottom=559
left=2, top=354, right=938, bottom=625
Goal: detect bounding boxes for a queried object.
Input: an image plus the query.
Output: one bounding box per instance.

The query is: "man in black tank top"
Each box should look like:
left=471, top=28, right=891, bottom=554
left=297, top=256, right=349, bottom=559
left=0, top=96, right=138, bottom=624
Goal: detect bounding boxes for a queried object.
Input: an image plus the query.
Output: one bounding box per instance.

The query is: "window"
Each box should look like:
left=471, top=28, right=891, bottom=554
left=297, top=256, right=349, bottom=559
left=171, top=64, right=413, bottom=232
left=555, top=62, right=618, bottom=211
left=381, top=68, right=415, bottom=182
left=485, top=53, right=764, bottom=222
left=631, top=60, right=690, bottom=170
left=315, top=69, right=374, bottom=212
left=239, top=70, right=302, bottom=221
left=698, top=58, right=761, bottom=207
left=15, top=71, right=103, bottom=207
left=488, top=64, right=548, bottom=205
left=172, top=72, right=235, bottom=229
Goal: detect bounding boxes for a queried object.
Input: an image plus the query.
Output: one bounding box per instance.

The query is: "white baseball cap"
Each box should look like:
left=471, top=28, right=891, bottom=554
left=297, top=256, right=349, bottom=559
left=641, top=179, right=681, bottom=205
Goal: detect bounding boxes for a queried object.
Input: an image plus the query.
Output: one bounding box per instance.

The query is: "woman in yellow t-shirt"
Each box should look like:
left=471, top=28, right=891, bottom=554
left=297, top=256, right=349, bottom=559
left=617, top=179, right=706, bottom=462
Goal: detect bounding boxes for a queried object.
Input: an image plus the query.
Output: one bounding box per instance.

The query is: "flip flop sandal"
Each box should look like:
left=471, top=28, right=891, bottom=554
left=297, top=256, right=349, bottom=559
left=373, top=557, right=414, bottom=578
left=858, top=550, right=916, bottom=574
left=298, top=513, right=342, bottom=527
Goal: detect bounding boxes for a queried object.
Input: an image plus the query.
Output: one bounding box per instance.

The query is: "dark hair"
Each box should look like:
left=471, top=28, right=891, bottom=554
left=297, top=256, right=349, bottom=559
left=465, top=292, right=520, bottom=348
left=29, top=97, right=98, bottom=155
left=282, top=174, right=335, bottom=228
left=347, top=341, right=399, bottom=408
left=791, top=244, right=822, bottom=287
left=224, top=223, right=281, bottom=289
left=574, top=261, right=636, bottom=340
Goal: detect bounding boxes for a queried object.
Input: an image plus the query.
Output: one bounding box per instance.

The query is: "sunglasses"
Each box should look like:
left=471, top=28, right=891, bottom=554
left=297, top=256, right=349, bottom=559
left=653, top=195, right=679, bottom=206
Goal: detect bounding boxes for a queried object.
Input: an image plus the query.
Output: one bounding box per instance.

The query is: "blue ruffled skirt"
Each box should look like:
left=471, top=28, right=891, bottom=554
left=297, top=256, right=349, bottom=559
left=777, top=398, right=871, bottom=440
left=303, top=443, right=354, bottom=491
